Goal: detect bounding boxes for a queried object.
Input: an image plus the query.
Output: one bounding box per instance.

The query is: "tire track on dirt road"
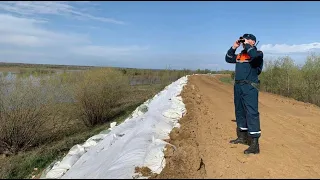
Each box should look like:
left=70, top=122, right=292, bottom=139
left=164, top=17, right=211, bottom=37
left=155, top=74, right=320, bottom=179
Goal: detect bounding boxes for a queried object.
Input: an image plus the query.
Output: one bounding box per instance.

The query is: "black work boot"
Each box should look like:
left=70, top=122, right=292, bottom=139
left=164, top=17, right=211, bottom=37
left=244, top=137, right=260, bottom=154
left=229, top=128, right=248, bottom=145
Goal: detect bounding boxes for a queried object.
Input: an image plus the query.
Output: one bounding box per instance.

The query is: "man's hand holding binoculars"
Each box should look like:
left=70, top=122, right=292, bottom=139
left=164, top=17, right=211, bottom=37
left=232, top=37, right=250, bottom=50
left=232, top=40, right=240, bottom=50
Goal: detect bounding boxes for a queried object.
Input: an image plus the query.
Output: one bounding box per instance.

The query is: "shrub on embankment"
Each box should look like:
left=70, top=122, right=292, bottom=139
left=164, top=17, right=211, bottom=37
left=73, top=68, right=131, bottom=127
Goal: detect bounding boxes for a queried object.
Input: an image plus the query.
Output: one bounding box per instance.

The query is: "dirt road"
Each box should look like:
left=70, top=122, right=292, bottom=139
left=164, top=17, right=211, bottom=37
left=155, top=74, right=320, bottom=179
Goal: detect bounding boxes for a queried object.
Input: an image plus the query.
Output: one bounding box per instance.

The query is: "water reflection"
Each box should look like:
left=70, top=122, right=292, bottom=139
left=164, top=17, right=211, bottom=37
left=0, top=71, right=75, bottom=104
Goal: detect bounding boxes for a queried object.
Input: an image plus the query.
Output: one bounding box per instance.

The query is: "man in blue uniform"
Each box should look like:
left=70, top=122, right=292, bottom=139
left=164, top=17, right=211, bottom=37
left=225, top=33, right=263, bottom=154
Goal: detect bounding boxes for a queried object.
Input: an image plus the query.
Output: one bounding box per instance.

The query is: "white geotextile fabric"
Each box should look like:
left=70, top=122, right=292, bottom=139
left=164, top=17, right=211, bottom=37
left=41, top=75, right=189, bottom=179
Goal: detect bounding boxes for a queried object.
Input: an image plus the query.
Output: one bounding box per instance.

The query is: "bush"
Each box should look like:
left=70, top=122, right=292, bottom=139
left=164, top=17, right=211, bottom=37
left=0, top=77, right=63, bottom=154
left=260, top=54, right=320, bottom=107
left=74, top=68, right=131, bottom=127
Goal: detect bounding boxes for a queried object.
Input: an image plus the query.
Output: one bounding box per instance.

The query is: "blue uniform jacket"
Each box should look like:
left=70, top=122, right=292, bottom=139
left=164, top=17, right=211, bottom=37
left=225, top=44, right=263, bottom=83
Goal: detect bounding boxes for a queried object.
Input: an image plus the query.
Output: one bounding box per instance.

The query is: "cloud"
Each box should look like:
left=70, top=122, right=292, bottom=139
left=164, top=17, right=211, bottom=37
left=0, top=13, right=147, bottom=66
left=0, top=1, right=125, bottom=24
left=260, top=42, right=320, bottom=54
left=0, top=14, right=88, bottom=47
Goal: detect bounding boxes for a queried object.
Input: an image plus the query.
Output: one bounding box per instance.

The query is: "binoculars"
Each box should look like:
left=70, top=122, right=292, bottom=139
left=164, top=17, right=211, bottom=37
left=237, top=37, right=245, bottom=43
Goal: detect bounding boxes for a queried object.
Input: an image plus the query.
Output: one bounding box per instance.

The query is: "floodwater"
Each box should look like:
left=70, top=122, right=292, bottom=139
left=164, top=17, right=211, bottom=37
left=0, top=71, right=75, bottom=104
left=0, top=71, right=173, bottom=105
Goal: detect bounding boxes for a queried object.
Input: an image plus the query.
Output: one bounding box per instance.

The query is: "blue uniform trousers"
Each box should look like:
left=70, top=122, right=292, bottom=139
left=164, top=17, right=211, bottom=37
left=234, top=82, right=261, bottom=138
